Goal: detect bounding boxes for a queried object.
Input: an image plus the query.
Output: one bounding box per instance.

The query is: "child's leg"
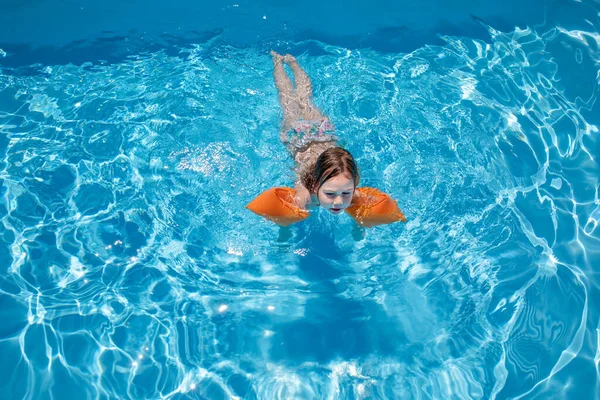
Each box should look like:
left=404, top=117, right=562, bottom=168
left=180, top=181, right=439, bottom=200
left=283, top=54, right=327, bottom=121
left=271, top=51, right=301, bottom=136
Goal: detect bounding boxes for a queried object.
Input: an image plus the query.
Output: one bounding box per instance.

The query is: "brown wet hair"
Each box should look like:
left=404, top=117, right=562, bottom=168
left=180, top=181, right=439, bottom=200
left=301, top=147, right=360, bottom=193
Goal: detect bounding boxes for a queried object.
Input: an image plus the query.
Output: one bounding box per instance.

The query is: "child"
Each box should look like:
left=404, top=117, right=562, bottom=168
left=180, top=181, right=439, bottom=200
left=270, top=51, right=360, bottom=214
left=246, top=52, right=404, bottom=227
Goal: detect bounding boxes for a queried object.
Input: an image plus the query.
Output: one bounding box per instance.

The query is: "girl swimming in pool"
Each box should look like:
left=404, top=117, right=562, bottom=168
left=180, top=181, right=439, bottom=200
left=246, top=52, right=405, bottom=227
left=270, top=51, right=359, bottom=214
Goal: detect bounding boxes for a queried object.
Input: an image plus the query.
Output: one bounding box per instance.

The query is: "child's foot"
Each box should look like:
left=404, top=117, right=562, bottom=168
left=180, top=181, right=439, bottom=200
left=282, top=54, right=297, bottom=64
left=270, top=50, right=283, bottom=64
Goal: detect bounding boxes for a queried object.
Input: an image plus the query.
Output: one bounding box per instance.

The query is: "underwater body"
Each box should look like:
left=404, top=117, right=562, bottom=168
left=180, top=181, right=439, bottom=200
left=1, top=0, right=600, bottom=398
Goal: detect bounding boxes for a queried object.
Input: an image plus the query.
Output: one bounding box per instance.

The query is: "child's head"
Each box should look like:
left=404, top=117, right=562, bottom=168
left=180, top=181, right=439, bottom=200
left=301, top=147, right=360, bottom=214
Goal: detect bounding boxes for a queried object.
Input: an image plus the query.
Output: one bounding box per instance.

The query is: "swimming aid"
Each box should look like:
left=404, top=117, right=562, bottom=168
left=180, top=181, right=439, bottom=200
left=246, top=187, right=406, bottom=227
left=246, top=187, right=310, bottom=226
left=345, top=187, right=407, bottom=227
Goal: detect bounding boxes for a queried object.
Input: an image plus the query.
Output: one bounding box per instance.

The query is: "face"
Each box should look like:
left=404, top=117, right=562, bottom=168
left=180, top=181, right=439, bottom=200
left=317, top=173, right=355, bottom=214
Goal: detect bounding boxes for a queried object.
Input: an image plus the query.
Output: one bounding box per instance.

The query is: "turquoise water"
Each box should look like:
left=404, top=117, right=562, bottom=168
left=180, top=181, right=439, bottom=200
left=1, top=3, right=600, bottom=399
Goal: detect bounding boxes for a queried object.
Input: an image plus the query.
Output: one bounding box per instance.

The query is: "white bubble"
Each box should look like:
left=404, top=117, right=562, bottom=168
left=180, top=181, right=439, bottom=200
left=227, top=248, right=243, bottom=256
left=357, top=383, right=365, bottom=395
left=218, top=304, right=228, bottom=313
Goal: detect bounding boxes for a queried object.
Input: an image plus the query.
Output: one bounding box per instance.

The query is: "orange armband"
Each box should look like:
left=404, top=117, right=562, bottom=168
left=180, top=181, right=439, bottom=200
left=345, top=187, right=406, bottom=227
left=246, top=187, right=309, bottom=226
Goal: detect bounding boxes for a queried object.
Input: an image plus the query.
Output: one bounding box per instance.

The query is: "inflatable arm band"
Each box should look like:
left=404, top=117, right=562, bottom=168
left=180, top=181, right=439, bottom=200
left=247, top=187, right=406, bottom=227
left=344, top=187, right=407, bottom=227
left=245, top=187, right=310, bottom=226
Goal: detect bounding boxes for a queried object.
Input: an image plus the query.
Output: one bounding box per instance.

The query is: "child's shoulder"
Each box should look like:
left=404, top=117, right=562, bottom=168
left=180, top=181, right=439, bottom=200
left=293, top=182, right=312, bottom=210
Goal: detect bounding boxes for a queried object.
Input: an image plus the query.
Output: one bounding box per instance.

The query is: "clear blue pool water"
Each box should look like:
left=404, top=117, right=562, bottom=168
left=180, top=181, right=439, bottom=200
left=1, top=0, right=600, bottom=399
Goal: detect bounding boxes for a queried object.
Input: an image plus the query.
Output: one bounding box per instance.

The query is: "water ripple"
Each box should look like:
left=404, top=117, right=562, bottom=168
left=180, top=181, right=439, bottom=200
left=1, top=6, right=600, bottom=399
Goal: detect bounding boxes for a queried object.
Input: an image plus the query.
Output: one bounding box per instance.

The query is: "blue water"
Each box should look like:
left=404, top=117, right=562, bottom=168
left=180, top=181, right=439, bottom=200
left=1, top=0, right=600, bottom=399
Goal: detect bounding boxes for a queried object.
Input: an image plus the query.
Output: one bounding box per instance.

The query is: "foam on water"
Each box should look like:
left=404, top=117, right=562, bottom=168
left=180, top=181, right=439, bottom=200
left=1, top=15, right=599, bottom=400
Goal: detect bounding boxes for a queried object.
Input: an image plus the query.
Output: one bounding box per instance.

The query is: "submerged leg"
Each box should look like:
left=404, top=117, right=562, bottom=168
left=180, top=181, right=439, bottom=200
left=283, top=54, right=327, bottom=120
left=271, top=51, right=301, bottom=135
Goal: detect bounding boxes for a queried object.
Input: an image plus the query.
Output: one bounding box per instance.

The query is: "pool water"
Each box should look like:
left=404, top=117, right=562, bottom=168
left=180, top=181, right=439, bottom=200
left=1, top=0, right=599, bottom=399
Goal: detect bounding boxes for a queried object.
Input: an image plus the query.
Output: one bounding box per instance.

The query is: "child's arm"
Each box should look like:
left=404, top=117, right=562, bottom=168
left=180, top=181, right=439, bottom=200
left=293, top=182, right=311, bottom=210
